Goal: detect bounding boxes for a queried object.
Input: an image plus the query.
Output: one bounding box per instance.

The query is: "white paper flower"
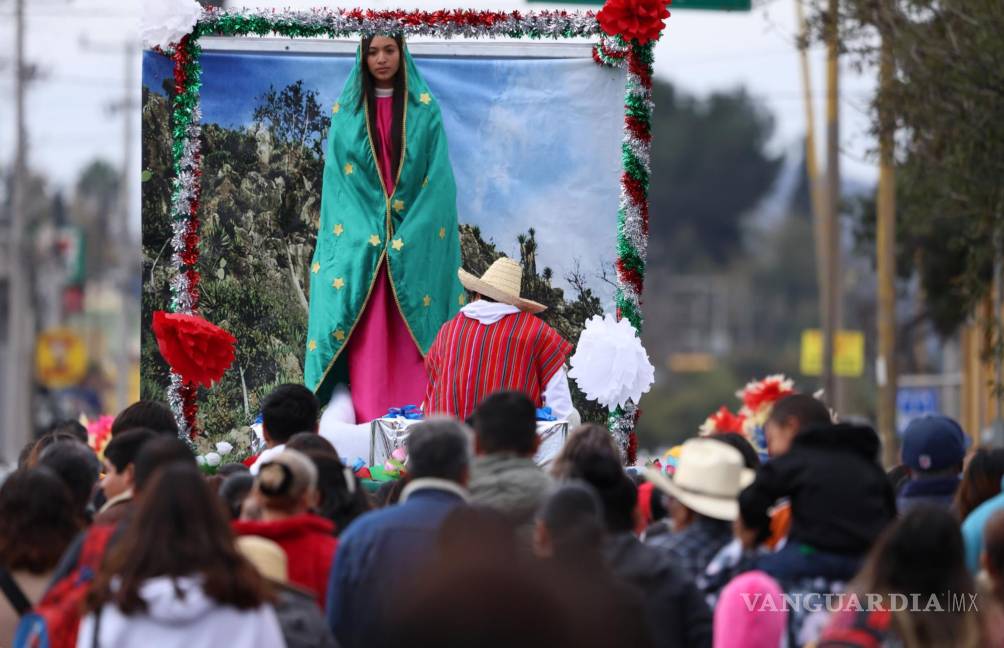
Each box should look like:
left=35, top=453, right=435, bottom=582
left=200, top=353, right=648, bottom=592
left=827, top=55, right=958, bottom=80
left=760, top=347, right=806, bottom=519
left=142, top=0, right=203, bottom=51
left=205, top=452, right=222, bottom=467
left=568, top=314, right=655, bottom=410
left=215, top=441, right=234, bottom=456
left=196, top=454, right=207, bottom=467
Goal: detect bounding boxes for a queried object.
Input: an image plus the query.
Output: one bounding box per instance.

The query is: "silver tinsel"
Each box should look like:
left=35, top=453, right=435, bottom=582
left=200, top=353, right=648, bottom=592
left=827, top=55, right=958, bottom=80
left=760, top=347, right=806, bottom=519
left=167, top=371, right=191, bottom=440
left=609, top=400, right=638, bottom=463
left=199, top=8, right=602, bottom=40
left=168, top=109, right=202, bottom=315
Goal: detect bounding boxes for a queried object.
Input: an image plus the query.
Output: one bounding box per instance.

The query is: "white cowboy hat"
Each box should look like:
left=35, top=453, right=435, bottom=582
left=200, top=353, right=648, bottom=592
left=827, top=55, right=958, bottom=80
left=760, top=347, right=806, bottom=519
left=457, top=257, right=546, bottom=314
left=644, top=438, right=756, bottom=521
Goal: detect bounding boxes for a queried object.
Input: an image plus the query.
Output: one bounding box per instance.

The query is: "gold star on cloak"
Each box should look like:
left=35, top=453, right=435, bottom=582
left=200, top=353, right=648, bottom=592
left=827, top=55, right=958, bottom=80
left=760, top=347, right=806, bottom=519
left=422, top=176, right=429, bottom=188
left=438, top=227, right=446, bottom=239
left=332, top=102, right=341, bottom=114
left=419, top=93, right=431, bottom=105
left=332, top=277, right=345, bottom=290
left=343, top=163, right=354, bottom=175
left=311, top=262, right=320, bottom=274
left=333, top=329, right=346, bottom=342
left=392, top=199, right=405, bottom=213
left=391, top=238, right=405, bottom=252
left=368, top=234, right=381, bottom=246
left=308, top=340, right=317, bottom=351
left=423, top=295, right=432, bottom=307
left=459, top=293, right=466, bottom=306
left=334, top=223, right=344, bottom=236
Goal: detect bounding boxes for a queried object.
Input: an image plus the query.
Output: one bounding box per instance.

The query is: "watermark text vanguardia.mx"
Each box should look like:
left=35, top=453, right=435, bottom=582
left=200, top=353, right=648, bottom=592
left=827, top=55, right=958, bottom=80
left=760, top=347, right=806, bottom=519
left=742, top=592, right=980, bottom=614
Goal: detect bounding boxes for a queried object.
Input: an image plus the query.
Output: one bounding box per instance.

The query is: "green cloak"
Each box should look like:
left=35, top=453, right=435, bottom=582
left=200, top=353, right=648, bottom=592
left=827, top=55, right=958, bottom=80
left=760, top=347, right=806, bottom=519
left=305, top=44, right=464, bottom=405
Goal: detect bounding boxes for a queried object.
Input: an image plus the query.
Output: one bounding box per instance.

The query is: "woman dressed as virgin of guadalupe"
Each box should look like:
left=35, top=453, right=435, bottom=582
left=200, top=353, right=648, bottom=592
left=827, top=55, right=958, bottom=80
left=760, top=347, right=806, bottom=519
left=305, top=35, right=464, bottom=422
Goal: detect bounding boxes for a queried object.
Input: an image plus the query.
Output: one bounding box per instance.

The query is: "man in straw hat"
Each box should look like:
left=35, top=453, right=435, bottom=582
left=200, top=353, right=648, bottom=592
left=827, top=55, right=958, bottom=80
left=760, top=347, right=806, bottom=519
left=424, top=257, right=573, bottom=422
left=644, top=438, right=755, bottom=582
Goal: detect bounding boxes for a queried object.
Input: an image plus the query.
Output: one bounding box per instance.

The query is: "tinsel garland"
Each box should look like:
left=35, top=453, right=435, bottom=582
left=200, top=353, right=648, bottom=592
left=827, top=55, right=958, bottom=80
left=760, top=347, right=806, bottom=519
left=192, top=7, right=602, bottom=41
left=165, top=34, right=204, bottom=439
left=592, top=33, right=655, bottom=464
left=158, top=10, right=660, bottom=457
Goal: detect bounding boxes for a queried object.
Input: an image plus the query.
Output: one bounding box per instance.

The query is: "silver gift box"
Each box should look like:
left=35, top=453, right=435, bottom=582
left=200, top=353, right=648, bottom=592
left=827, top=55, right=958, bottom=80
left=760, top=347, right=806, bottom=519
left=371, top=418, right=568, bottom=468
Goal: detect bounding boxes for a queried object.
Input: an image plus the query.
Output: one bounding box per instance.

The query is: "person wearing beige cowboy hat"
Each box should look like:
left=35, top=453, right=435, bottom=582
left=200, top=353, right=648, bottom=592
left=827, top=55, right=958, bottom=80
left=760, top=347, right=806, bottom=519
left=644, top=438, right=756, bottom=582
left=424, top=257, right=574, bottom=422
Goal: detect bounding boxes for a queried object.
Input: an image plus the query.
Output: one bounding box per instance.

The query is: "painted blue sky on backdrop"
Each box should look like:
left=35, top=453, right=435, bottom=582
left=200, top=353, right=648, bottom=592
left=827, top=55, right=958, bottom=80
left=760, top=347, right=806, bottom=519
left=143, top=47, right=624, bottom=306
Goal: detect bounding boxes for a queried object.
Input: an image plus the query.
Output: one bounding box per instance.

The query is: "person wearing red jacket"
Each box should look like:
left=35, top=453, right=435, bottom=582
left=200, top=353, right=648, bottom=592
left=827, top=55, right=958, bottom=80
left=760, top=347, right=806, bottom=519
left=233, top=449, right=338, bottom=609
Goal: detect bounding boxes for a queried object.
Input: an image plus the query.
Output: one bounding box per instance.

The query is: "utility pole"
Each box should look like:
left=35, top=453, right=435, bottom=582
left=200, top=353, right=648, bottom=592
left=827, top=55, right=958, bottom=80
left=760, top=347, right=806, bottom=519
left=876, top=30, right=898, bottom=465
left=5, top=0, right=33, bottom=463
left=795, top=0, right=828, bottom=354
left=822, top=0, right=842, bottom=409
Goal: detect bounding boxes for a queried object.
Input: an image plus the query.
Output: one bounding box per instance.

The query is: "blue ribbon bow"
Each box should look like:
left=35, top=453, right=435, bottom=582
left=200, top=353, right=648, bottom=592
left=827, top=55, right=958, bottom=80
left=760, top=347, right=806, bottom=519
left=386, top=404, right=424, bottom=420
left=536, top=407, right=557, bottom=422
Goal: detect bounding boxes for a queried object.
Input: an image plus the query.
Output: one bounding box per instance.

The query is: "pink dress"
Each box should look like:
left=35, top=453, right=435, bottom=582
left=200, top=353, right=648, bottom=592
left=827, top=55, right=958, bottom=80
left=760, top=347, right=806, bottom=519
left=345, top=93, right=428, bottom=422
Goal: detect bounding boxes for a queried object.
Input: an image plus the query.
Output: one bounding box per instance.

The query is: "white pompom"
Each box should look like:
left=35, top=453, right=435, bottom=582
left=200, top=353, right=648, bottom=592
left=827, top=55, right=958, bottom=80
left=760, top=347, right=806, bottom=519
left=142, top=0, right=203, bottom=50
left=568, top=314, right=655, bottom=410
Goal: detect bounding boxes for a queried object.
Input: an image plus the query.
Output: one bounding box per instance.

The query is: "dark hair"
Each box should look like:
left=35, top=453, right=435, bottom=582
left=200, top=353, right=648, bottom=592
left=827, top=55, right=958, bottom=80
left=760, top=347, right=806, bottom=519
left=88, top=463, right=269, bottom=614
left=359, top=34, right=406, bottom=181
left=37, top=441, right=101, bottom=520
left=25, top=432, right=82, bottom=469
left=551, top=423, right=621, bottom=479
left=406, top=419, right=471, bottom=482
left=111, top=400, right=179, bottom=438
left=766, top=394, right=832, bottom=431
left=374, top=476, right=409, bottom=507
left=261, top=384, right=320, bottom=444
left=708, top=432, right=761, bottom=470
left=539, top=482, right=605, bottom=563
left=853, top=505, right=978, bottom=644
left=218, top=462, right=250, bottom=478
left=305, top=452, right=371, bottom=535
left=286, top=431, right=338, bottom=456
left=103, top=428, right=157, bottom=473
left=40, top=419, right=88, bottom=443
left=219, top=473, right=255, bottom=520
left=0, top=467, right=82, bottom=572
left=436, top=506, right=519, bottom=570
left=569, top=452, right=637, bottom=533
left=956, top=448, right=1004, bottom=520
left=133, top=437, right=197, bottom=493
left=470, top=391, right=538, bottom=456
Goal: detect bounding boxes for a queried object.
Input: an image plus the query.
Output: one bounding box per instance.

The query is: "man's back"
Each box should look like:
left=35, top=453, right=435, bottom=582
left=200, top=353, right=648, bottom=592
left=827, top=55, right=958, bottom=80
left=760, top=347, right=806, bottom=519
left=326, top=485, right=465, bottom=647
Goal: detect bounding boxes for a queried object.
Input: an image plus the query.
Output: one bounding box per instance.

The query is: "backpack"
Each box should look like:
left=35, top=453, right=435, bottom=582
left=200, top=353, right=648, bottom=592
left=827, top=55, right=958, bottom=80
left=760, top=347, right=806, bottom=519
left=13, top=524, right=115, bottom=648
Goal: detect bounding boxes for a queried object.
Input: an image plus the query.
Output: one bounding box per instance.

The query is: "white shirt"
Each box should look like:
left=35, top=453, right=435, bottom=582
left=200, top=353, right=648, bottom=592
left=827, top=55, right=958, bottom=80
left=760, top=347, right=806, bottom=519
left=459, top=301, right=575, bottom=421
left=249, top=443, right=285, bottom=476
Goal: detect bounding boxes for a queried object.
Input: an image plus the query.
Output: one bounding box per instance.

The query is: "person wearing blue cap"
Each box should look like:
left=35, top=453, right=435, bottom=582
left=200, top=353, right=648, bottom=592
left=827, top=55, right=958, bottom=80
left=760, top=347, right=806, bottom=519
left=897, top=415, right=967, bottom=513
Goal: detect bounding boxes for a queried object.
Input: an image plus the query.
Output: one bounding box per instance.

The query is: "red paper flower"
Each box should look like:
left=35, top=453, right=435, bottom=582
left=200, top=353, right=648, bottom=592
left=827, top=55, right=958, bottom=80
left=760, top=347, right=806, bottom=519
left=739, top=374, right=795, bottom=412
left=152, top=311, right=237, bottom=388
left=702, top=406, right=747, bottom=435
left=597, top=0, right=670, bottom=45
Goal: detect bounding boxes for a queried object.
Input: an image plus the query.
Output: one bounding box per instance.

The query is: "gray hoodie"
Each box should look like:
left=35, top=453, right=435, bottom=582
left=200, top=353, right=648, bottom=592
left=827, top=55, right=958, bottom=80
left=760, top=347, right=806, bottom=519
left=469, top=454, right=554, bottom=542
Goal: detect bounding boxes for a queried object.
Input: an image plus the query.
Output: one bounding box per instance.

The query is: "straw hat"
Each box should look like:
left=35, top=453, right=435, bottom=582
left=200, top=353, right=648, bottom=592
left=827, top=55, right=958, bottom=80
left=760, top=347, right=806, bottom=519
left=236, top=535, right=289, bottom=585
left=644, top=438, right=755, bottom=521
left=458, top=257, right=546, bottom=313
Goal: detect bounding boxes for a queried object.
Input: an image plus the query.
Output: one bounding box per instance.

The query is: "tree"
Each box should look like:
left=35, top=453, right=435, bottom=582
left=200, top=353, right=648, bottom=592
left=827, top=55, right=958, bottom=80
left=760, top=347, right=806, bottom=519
left=648, top=81, right=784, bottom=272
left=825, top=0, right=1004, bottom=336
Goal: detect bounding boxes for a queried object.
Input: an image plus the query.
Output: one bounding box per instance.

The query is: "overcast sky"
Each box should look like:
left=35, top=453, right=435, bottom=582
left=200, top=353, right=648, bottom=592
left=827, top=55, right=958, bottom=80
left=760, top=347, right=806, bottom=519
left=0, top=0, right=879, bottom=228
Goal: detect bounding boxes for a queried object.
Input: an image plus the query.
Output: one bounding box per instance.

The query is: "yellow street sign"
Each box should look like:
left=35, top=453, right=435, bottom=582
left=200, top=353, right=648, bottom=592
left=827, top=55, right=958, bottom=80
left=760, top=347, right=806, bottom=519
left=36, top=328, right=88, bottom=389
left=800, top=329, right=865, bottom=378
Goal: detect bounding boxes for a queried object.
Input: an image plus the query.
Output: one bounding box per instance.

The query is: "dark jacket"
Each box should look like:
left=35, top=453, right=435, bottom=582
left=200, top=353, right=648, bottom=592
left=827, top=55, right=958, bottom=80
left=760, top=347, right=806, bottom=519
left=326, top=479, right=466, bottom=648
left=896, top=474, right=960, bottom=513
left=604, top=532, right=712, bottom=648
left=275, top=584, right=340, bottom=648
left=739, top=423, right=896, bottom=555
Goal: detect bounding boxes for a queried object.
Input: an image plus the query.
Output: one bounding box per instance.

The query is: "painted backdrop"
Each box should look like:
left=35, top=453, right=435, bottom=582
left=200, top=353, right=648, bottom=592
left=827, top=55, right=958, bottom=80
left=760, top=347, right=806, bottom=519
left=142, top=42, right=625, bottom=432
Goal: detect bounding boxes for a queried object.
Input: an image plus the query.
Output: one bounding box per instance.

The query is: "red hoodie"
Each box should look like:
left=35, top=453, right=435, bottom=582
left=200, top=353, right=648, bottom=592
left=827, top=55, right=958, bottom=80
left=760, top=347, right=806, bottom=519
left=233, top=513, right=338, bottom=608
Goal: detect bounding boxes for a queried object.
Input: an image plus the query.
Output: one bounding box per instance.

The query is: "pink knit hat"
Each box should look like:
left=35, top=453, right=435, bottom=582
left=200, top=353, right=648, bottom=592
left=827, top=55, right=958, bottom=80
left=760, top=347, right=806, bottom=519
left=713, top=571, right=787, bottom=648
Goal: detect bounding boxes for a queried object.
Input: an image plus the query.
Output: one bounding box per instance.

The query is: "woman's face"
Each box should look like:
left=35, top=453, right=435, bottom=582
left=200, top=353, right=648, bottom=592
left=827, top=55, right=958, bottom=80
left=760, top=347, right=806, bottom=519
left=367, top=36, right=401, bottom=88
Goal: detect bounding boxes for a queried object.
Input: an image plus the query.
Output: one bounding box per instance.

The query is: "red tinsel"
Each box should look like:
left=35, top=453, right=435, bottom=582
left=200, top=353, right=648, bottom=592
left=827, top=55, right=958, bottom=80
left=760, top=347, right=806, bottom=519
left=152, top=311, right=236, bottom=388
left=180, top=381, right=199, bottom=439
left=597, top=0, right=670, bottom=45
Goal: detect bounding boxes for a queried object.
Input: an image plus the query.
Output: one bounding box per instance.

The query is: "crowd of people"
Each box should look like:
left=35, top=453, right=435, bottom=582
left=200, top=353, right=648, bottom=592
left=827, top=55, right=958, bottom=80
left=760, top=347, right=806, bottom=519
left=2, top=385, right=1004, bottom=647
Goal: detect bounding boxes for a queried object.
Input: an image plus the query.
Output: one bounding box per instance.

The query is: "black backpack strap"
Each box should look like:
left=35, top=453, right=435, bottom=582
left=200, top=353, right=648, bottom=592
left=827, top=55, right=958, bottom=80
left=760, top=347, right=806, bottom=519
left=0, top=567, right=32, bottom=617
